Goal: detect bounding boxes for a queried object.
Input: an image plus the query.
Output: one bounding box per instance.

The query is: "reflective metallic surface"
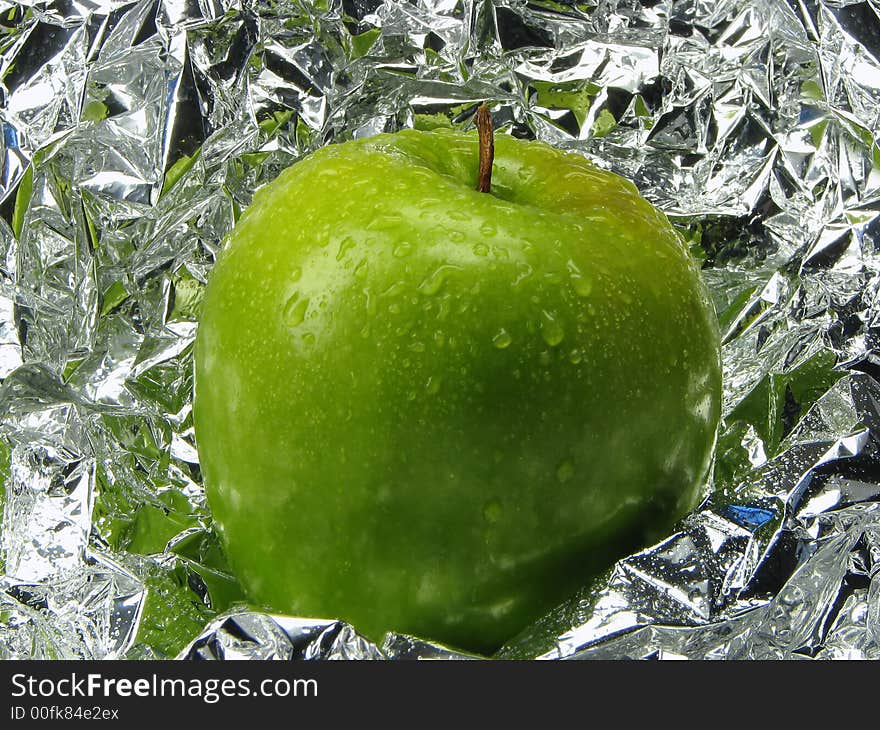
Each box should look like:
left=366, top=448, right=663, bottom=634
left=1, top=0, right=879, bottom=659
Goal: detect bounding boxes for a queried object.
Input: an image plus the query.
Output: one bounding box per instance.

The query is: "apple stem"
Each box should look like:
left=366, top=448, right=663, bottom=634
left=476, top=105, right=494, bottom=193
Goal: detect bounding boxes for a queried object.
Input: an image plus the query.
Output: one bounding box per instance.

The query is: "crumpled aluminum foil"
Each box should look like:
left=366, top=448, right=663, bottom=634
left=1, top=0, right=879, bottom=660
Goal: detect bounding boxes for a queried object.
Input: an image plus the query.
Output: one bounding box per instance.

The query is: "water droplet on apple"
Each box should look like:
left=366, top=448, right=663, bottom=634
left=473, top=243, right=489, bottom=257
left=393, top=241, right=413, bottom=258
left=492, top=329, right=512, bottom=349
left=568, top=349, right=582, bottom=364
left=316, top=223, right=331, bottom=246
left=283, top=293, right=309, bottom=327
left=480, top=222, right=497, bottom=237
left=514, top=263, right=534, bottom=285
left=483, top=499, right=502, bottom=523
left=367, top=213, right=403, bottom=231
left=450, top=230, right=465, bottom=243
left=426, top=376, right=441, bottom=394
left=336, top=236, right=356, bottom=261
left=540, top=310, right=565, bottom=347
left=364, top=288, right=376, bottom=316
left=571, top=272, right=593, bottom=297
left=556, top=459, right=575, bottom=483
left=290, top=267, right=302, bottom=282
left=382, top=285, right=405, bottom=312
left=418, top=265, right=460, bottom=296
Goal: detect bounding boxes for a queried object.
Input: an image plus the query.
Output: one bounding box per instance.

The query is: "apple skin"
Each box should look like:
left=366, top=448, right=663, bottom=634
left=193, top=128, right=721, bottom=654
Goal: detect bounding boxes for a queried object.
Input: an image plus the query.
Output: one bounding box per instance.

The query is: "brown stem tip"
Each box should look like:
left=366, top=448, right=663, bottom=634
left=475, top=104, right=494, bottom=194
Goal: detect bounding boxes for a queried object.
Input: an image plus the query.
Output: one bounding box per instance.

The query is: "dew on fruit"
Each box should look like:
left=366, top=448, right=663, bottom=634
left=483, top=499, right=502, bottom=523
left=568, top=349, right=582, bottom=364
left=492, top=328, right=512, bottom=349
left=381, top=280, right=406, bottom=298
left=393, top=241, right=413, bottom=258
left=290, top=267, right=302, bottom=282
left=418, top=265, right=461, bottom=296
left=436, top=297, right=451, bottom=321
left=426, top=376, right=441, bottom=395
left=540, top=310, right=565, bottom=347
left=514, top=263, right=534, bottom=285
left=336, top=236, right=356, bottom=261
left=363, top=288, right=376, bottom=316
left=367, top=213, right=403, bottom=231
left=316, top=223, right=331, bottom=246
left=473, top=243, right=489, bottom=257
left=556, top=459, right=575, bottom=483
left=480, top=222, right=497, bottom=237
left=283, top=293, right=309, bottom=327
left=562, top=170, right=592, bottom=184
left=571, top=271, right=593, bottom=297
left=450, top=230, right=465, bottom=243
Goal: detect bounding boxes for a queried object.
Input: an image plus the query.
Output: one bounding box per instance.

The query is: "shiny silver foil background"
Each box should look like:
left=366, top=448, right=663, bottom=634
left=0, top=0, right=878, bottom=660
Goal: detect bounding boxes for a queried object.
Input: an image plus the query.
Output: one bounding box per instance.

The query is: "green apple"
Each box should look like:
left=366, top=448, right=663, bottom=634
left=193, top=124, right=721, bottom=655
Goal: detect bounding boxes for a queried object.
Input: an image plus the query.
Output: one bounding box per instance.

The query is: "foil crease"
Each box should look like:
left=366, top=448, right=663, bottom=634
left=1, top=0, right=879, bottom=660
